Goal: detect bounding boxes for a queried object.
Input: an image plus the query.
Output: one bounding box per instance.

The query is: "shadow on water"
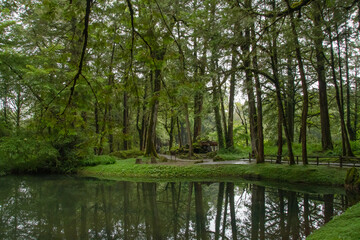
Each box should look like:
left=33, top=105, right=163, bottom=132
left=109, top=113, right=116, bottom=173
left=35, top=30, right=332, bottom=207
left=0, top=175, right=358, bottom=240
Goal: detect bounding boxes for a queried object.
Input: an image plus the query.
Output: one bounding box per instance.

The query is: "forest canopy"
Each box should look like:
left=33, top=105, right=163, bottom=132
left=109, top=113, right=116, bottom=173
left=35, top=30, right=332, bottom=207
left=0, top=0, right=359, bottom=173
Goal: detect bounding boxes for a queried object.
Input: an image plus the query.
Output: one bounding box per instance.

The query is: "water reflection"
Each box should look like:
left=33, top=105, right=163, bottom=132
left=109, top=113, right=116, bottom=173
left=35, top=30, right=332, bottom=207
left=0, top=176, right=354, bottom=240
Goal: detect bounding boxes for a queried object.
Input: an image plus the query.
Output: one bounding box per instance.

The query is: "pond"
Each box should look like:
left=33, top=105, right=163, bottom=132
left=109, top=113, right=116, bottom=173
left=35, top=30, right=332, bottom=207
left=0, top=175, right=357, bottom=240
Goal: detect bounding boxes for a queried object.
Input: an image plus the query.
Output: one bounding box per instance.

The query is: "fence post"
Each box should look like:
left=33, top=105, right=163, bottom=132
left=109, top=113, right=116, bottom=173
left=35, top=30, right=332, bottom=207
left=316, top=157, right=319, bottom=166
left=249, top=153, right=251, bottom=162
left=340, top=156, right=342, bottom=168
left=296, top=156, right=299, bottom=165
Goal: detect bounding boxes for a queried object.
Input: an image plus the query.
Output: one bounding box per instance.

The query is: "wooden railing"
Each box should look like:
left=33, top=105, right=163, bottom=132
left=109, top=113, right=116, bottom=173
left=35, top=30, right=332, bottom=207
left=248, top=153, right=360, bottom=168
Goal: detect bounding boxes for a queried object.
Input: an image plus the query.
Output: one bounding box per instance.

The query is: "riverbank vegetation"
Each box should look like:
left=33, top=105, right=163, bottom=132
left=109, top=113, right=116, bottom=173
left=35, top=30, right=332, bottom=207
left=79, top=158, right=348, bottom=186
left=1, top=0, right=360, bottom=175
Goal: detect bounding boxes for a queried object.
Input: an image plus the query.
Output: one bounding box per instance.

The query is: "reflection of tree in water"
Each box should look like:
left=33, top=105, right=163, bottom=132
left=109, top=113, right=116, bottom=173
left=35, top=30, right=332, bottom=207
left=0, top=176, right=356, bottom=240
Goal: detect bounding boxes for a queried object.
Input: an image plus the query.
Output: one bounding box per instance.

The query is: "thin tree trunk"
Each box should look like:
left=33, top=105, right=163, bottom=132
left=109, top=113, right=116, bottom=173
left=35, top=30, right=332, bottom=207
left=227, top=43, right=237, bottom=149
left=328, top=26, right=354, bottom=156
left=345, top=25, right=356, bottom=140
left=355, top=71, right=358, bottom=139
left=169, top=114, right=175, bottom=151
left=107, top=39, right=116, bottom=153
left=286, top=56, right=295, bottom=143
left=250, top=9, right=264, bottom=163
left=210, top=2, right=224, bottom=150
left=242, top=13, right=258, bottom=156
left=123, top=90, right=129, bottom=150
left=313, top=2, right=333, bottom=150
left=184, top=103, right=193, bottom=157
left=219, top=78, right=228, bottom=140
left=269, top=4, right=283, bottom=164
left=177, top=117, right=183, bottom=148
left=236, top=105, right=249, bottom=147
left=288, top=6, right=309, bottom=164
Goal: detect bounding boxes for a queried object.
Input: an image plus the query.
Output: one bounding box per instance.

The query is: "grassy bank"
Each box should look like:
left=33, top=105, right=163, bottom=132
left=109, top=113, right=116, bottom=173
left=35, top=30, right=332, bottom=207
left=78, top=158, right=347, bottom=186
left=307, top=202, right=360, bottom=240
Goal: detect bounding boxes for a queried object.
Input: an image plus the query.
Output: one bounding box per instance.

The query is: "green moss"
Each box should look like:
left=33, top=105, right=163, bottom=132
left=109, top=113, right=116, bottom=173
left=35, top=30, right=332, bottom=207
left=78, top=159, right=347, bottom=186
left=307, top=202, right=360, bottom=240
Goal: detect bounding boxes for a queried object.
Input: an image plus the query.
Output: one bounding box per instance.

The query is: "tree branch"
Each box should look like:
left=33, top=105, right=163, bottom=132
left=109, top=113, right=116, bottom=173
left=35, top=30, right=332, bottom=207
left=62, top=0, right=92, bottom=114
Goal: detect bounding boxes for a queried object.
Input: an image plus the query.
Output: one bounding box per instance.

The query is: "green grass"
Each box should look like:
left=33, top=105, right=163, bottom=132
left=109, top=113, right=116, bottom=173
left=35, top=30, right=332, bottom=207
left=307, top=202, right=360, bottom=240
left=217, top=142, right=360, bottom=163
left=78, top=158, right=347, bottom=186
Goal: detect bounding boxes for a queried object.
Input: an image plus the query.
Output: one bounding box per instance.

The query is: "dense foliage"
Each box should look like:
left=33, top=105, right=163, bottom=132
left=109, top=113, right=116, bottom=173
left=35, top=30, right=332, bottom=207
left=0, top=0, right=359, bottom=172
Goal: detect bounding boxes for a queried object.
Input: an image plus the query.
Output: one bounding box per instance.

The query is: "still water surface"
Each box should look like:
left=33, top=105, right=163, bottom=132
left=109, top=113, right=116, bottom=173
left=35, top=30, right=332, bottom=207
left=0, top=175, right=356, bottom=239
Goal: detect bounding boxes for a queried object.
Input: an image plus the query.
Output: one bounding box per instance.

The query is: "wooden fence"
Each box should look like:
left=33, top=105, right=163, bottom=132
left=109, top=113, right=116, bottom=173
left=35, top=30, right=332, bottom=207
left=248, top=153, right=360, bottom=168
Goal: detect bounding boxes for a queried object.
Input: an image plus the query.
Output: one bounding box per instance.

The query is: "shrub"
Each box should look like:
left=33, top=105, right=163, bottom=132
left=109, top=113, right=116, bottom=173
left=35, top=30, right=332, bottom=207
left=213, top=155, right=225, bottom=162
left=109, top=149, right=144, bottom=159
left=0, top=135, right=59, bottom=174
left=80, top=155, right=116, bottom=167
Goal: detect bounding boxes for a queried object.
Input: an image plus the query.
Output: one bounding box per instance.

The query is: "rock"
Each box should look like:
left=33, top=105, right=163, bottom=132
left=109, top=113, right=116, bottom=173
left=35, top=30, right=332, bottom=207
left=135, top=158, right=142, bottom=164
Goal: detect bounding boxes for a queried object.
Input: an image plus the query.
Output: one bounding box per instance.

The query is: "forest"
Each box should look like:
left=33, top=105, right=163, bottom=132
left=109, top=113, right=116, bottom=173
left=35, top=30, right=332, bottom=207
left=0, top=0, right=360, bottom=173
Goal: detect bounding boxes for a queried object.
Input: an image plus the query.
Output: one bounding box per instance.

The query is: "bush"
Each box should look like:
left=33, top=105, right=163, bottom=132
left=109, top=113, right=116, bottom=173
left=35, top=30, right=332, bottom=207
left=109, top=149, right=144, bottom=159
left=213, top=155, right=225, bottom=162
left=80, top=155, right=116, bottom=167
left=0, top=135, right=59, bottom=174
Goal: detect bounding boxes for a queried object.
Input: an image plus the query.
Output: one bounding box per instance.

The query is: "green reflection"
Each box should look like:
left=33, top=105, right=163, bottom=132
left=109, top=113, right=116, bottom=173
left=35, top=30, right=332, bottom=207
left=0, top=176, right=355, bottom=240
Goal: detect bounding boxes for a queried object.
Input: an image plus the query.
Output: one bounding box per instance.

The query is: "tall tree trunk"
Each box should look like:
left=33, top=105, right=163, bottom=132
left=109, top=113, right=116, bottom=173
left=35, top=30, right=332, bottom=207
left=184, top=103, right=193, bottom=157
left=249, top=3, right=264, bottom=163
left=269, top=4, right=283, bottom=164
left=212, top=76, right=225, bottom=149
left=107, top=39, right=116, bottom=153
left=169, top=114, right=175, bottom=151
left=210, top=3, right=224, bottom=150
left=15, top=85, right=21, bottom=129
left=328, top=27, right=354, bottom=156
left=243, top=18, right=258, bottom=156
left=286, top=56, right=295, bottom=143
left=123, top=91, right=129, bottom=150
left=236, top=105, right=249, bottom=147
left=145, top=69, right=161, bottom=157
left=354, top=72, right=358, bottom=139
left=269, top=1, right=294, bottom=164
left=193, top=40, right=206, bottom=143
left=345, top=26, right=356, bottom=140
left=220, top=80, right=228, bottom=141
left=177, top=117, right=183, bottom=148
left=288, top=6, right=309, bottom=165
left=313, top=2, right=333, bottom=150
left=193, top=91, right=203, bottom=142
left=275, top=82, right=295, bottom=164
left=226, top=42, right=237, bottom=149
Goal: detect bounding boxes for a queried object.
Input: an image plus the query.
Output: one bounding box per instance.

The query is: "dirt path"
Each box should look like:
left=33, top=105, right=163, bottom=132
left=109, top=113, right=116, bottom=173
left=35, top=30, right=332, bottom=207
left=158, top=154, right=253, bottom=165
